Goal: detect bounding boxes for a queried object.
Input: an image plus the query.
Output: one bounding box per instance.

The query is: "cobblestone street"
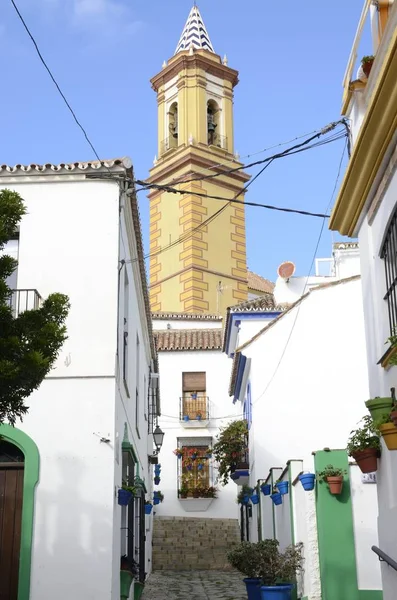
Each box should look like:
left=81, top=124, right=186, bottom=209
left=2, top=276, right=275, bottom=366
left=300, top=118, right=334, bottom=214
left=141, top=571, right=246, bottom=600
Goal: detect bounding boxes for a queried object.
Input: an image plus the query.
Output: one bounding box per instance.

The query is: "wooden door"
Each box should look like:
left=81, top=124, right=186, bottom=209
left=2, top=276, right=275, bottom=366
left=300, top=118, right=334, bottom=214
left=0, top=442, right=24, bottom=600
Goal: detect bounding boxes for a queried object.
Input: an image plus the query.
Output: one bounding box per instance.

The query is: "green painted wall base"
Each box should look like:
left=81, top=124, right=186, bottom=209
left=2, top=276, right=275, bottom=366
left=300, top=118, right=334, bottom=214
left=120, top=570, right=133, bottom=600
left=314, top=450, right=383, bottom=600
left=134, top=581, right=144, bottom=600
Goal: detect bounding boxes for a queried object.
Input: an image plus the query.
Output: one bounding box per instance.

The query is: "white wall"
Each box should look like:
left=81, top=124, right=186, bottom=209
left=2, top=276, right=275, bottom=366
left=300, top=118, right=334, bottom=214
left=243, top=278, right=369, bottom=476
left=155, top=348, right=240, bottom=519
left=350, top=464, right=382, bottom=591
left=0, top=174, right=155, bottom=599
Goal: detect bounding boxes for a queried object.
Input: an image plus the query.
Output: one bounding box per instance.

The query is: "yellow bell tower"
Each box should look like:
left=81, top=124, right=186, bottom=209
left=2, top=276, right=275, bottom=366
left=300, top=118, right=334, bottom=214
left=148, top=5, right=250, bottom=314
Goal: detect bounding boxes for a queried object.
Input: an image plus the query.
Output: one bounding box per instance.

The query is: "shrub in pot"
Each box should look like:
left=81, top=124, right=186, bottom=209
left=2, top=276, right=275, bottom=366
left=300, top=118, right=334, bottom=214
left=347, top=415, right=381, bottom=473
left=120, top=555, right=138, bottom=600
left=361, top=55, right=375, bottom=77
left=227, top=540, right=279, bottom=600
left=259, top=542, right=304, bottom=600
left=317, top=464, right=347, bottom=495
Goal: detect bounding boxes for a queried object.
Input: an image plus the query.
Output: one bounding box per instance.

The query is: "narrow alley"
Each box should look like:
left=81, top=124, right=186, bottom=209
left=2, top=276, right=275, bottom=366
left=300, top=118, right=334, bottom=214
left=141, top=571, right=246, bottom=600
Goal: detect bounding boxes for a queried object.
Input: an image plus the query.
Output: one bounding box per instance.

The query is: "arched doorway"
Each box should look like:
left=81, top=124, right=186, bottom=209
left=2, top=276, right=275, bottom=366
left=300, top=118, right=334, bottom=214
left=0, top=440, right=24, bottom=600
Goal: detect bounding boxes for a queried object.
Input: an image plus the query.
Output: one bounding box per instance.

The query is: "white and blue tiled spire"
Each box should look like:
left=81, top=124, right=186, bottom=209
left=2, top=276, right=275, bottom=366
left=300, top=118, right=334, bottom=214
left=175, top=5, right=214, bottom=55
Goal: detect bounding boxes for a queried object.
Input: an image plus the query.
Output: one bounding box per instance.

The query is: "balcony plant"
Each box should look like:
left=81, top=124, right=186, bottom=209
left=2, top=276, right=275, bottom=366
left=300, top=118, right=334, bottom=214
left=196, top=410, right=203, bottom=421
left=202, top=485, right=217, bottom=498
left=173, top=448, right=183, bottom=458
left=361, top=55, right=375, bottom=78
left=120, top=555, right=139, bottom=600
left=144, top=501, right=153, bottom=515
left=238, top=484, right=254, bottom=505
left=118, top=481, right=137, bottom=506
left=213, top=419, right=249, bottom=485
left=374, top=413, right=397, bottom=451
left=191, top=391, right=198, bottom=399
left=317, top=464, right=347, bottom=495
left=347, top=415, right=381, bottom=473
left=227, top=540, right=279, bottom=600
left=153, top=491, right=164, bottom=505
left=179, top=486, right=188, bottom=499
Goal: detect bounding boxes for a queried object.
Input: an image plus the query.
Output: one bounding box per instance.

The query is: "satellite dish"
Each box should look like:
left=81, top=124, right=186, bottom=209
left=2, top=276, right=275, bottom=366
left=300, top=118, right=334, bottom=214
left=277, top=261, right=296, bottom=281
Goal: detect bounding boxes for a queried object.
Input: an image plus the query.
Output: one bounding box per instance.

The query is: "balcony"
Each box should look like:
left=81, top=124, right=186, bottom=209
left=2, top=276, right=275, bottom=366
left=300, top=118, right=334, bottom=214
left=179, top=395, right=209, bottom=427
left=8, top=289, right=42, bottom=318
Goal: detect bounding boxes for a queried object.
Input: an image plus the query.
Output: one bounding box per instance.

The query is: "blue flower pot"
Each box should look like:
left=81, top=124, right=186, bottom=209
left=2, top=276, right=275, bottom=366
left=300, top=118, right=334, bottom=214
left=260, top=584, right=293, bottom=600
left=191, top=453, right=197, bottom=460
left=183, top=415, right=189, bottom=422
left=118, top=489, right=133, bottom=506
left=276, top=481, right=289, bottom=495
left=198, top=464, right=204, bottom=471
left=261, top=484, right=271, bottom=496
left=299, top=473, right=315, bottom=491
left=154, top=497, right=160, bottom=505
left=154, top=477, right=160, bottom=485
left=244, top=578, right=262, bottom=600
left=251, top=493, right=259, bottom=505
left=242, top=495, right=251, bottom=505
left=270, top=492, right=282, bottom=506
left=197, top=415, right=202, bottom=421
left=145, top=504, right=153, bottom=515
left=187, top=465, right=192, bottom=471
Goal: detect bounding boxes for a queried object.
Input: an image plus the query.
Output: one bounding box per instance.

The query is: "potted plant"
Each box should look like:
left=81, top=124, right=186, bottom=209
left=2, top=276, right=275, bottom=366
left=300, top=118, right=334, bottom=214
left=238, top=484, right=254, bottom=505
left=259, top=542, right=304, bottom=600
left=276, top=480, right=289, bottom=495
left=179, top=486, right=188, bottom=499
left=227, top=540, right=278, bottom=600
left=153, top=490, right=164, bottom=505
left=251, top=491, right=260, bottom=505
left=144, top=501, right=153, bottom=515
left=361, top=55, right=375, bottom=77
left=375, top=413, right=397, bottom=451
left=205, top=449, right=213, bottom=459
left=260, top=483, right=271, bottom=496
left=191, top=391, right=198, bottom=399
left=154, top=475, right=160, bottom=485
left=365, top=396, right=393, bottom=422
left=317, top=464, right=346, bottom=495
left=202, top=486, right=217, bottom=498
left=298, top=472, right=315, bottom=491
left=196, top=410, right=203, bottom=421
left=270, top=487, right=282, bottom=506
left=120, top=555, right=138, bottom=600
left=347, top=415, right=381, bottom=473
left=173, top=448, right=183, bottom=458
left=183, top=415, right=190, bottom=422
left=192, top=487, right=201, bottom=498
left=213, top=419, right=249, bottom=485
left=118, top=481, right=136, bottom=506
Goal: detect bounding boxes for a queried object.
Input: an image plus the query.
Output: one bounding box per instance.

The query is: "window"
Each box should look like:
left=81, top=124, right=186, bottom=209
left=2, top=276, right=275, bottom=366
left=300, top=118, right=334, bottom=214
left=123, top=272, right=129, bottom=393
left=135, top=335, right=140, bottom=437
left=381, top=211, right=397, bottom=335
left=177, top=437, right=212, bottom=497
left=181, top=372, right=208, bottom=419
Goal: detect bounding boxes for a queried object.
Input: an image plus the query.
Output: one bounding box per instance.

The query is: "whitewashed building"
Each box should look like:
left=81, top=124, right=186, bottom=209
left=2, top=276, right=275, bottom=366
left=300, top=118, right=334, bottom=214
left=329, top=2, right=397, bottom=598
left=224, top=244, right=382, bottom=598
left=0, top=159, right=160, bottom=600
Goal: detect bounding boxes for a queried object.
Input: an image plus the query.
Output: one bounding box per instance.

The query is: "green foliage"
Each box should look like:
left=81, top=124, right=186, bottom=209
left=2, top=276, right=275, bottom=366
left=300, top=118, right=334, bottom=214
left=386, top=327, right=397, bottom=366
left=317, top=464, right=347, bottom=482
left=212, top=419, right=248, bottom=486
left=347, top=415, right=381, bottom=455
left=227, top=540, right=304, bottom=585
left=237, top=485, right=254, bottom=504
left=0, top=189, right=70, bottom=425
left=361, top=55, right=375, bottom=64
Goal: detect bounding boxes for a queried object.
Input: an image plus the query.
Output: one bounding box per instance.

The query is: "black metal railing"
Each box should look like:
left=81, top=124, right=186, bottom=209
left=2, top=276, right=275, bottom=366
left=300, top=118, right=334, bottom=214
left=179, top=396, right=209, bottom=421
left=8, top=289, right=42, bottom=318
left=160, top=136, right=178, bottom=155
left=208, top=133, right=228, bottom=150
left=381, top=209, right=397, bottom=336
left=372, top=546, right=397, bottom=571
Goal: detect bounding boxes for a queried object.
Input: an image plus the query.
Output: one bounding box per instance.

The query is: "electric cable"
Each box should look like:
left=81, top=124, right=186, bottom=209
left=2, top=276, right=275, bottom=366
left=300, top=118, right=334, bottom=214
left=252, top=138, right=348, bottom=407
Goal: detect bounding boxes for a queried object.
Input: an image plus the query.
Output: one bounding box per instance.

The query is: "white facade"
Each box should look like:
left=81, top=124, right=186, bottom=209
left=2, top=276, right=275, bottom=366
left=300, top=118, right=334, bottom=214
left=0, top=160, right=159, bottom=600
left=153, top=316, right=240, bottom=519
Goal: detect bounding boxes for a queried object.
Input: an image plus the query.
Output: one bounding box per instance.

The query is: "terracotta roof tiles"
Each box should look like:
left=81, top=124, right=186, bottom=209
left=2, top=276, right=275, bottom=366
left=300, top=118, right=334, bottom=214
left=247, top=270, right=274, bottom=294
left=154, top=328, right=223, bottom=351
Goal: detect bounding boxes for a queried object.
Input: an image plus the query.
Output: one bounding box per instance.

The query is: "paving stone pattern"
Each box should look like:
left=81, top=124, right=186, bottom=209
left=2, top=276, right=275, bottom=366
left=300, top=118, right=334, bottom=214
left=141, top=570, right=247, bottom=600
left=152, top=517, right=240, bottom=571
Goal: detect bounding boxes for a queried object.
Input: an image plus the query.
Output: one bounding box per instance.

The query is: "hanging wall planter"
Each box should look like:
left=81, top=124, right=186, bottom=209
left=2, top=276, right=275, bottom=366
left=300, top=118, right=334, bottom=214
left=260, top=483, right=271, bottom=496
left=379, top=422, right=397, bottom=450
left=251, top=493, right=259, bottom=505
left=318, top=465, right=346, bottom=496
left=276, top=481, right=289, bottom=495
left=154, top=476, right=161, bottom=485
left=145, top=503, right=153, bottom=515
left=347, top=415, right=381, bottom=473
left=298, top=473, right=315, bottom=491
left=326, top=476, right=344, bottom=495
left=270, top=491, right=282, bottom=506
left=365, top=397, right=393, bottom=422
left=183, top=415, right=190, bottom=422
left=118, top=489, right=133, bottom=506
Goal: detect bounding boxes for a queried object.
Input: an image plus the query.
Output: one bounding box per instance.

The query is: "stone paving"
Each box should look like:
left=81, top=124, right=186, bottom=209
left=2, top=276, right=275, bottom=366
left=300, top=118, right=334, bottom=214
left=141, top=570, right=246, bottom=600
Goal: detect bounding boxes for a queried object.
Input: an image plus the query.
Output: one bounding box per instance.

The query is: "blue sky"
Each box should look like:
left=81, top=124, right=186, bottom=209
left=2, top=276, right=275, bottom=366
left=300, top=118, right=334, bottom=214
left=2, top=0, right=366, bottom=280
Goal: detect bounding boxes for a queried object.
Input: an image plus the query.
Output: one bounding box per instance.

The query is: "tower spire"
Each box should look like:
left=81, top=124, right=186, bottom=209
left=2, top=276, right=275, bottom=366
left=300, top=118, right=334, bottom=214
left=175, top=5, right=214, bottom=55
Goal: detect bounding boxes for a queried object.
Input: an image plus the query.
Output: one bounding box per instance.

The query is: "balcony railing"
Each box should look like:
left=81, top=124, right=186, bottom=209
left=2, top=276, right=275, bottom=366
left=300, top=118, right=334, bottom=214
left=179, top=395, right=209, bottom=422
left=8, top=289, right=42, bottom=318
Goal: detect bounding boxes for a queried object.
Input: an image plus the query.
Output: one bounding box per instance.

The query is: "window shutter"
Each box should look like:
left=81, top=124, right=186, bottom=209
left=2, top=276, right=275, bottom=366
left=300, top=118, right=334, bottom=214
left=182, top=372, right=206, bottom=392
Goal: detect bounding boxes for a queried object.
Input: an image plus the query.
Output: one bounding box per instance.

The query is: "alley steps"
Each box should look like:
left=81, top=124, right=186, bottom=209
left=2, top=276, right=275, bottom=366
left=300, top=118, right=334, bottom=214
left=152, top=516, right=240, bottom=571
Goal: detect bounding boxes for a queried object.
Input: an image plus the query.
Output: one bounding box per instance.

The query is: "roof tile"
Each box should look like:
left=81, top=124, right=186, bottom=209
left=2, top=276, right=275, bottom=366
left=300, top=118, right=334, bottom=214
left=154, top=328, right=222, bottom=351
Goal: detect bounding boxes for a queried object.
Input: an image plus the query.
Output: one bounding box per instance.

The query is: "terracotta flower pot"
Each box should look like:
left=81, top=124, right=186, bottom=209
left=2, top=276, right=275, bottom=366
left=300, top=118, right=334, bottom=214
left=390, top=410, right=397, bottom=427
left=362, top=59, right=374, bottom=77
left=326, top=476, right=343, bottom=495
left=351, top=448, right=379, bottom=473
left=379, top=423, right=397, bottom=451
